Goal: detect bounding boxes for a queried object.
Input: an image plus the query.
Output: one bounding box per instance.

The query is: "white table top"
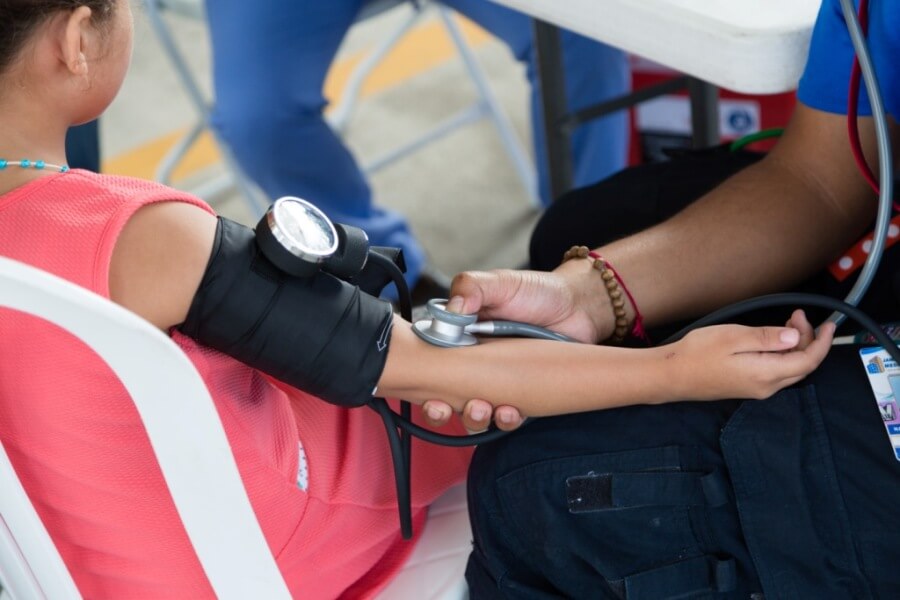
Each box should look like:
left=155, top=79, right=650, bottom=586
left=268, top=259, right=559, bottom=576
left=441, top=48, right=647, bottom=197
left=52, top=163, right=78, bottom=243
left=490, top=0, right=822, bottom=94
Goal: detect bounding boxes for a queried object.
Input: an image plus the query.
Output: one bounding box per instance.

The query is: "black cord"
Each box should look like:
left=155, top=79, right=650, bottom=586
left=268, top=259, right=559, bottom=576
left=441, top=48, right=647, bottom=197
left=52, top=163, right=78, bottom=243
left=366, top=252, right=415, bottom=539
left=367, top=252, right=412, bottom=320
left=369, top=398, right=413, bottom=538
left=365, top=253, right=552, bottom=537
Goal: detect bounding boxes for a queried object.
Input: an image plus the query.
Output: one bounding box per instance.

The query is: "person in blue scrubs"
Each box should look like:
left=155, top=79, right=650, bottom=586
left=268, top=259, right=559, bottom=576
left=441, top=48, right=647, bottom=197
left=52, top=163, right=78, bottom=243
left=203, top=0, right=630, bottom=291
left=452, top=1, right=900, bottom=596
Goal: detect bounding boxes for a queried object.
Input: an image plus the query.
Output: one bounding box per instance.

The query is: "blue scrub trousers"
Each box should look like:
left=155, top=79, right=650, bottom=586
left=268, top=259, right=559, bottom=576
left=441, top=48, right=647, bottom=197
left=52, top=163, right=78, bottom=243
left=204, top=0, right=629, bottom=286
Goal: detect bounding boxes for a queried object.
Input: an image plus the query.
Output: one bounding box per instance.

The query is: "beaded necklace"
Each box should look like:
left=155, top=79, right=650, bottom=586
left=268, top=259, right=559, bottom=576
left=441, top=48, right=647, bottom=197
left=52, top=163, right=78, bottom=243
left=0, top=159, right=69, bottom=173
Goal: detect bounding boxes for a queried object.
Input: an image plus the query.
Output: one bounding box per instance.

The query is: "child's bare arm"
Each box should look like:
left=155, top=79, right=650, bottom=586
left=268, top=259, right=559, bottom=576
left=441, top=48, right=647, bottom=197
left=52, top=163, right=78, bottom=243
left=378, top=314, right=835, bottom=416
left=108, top=204, right=833, bottom=417
left=109, top=201, right=217, bottom=330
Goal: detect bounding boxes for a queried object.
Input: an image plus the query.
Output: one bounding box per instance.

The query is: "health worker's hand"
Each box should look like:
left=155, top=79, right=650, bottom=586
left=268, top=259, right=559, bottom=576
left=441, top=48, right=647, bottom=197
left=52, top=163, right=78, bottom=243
left=418, top=295, right=525, bottom=432
left=421, top=398, right=525, bottom=432
left=450, top=264, right=606, bottom=344
left=669, top=310, right=835, bottom=401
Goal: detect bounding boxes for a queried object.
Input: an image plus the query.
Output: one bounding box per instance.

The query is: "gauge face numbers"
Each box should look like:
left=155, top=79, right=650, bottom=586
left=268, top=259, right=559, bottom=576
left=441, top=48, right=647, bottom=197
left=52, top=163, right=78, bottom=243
left=271, top=197, right=338, bottom=260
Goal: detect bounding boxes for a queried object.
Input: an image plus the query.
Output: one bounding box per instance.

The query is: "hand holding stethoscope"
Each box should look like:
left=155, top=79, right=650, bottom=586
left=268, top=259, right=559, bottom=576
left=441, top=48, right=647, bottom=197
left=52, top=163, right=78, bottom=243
left=413, top=297, right=573, bottom=347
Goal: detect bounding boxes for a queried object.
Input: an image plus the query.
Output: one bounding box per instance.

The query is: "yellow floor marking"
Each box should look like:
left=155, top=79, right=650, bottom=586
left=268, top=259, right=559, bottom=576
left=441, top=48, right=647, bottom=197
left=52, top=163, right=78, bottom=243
left=103, top=16, right=490, bottom=181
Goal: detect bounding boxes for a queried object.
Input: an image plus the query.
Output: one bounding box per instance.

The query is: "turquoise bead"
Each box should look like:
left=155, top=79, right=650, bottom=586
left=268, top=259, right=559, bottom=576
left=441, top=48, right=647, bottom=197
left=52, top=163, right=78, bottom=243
left=0, top=159, right=67, bottom=172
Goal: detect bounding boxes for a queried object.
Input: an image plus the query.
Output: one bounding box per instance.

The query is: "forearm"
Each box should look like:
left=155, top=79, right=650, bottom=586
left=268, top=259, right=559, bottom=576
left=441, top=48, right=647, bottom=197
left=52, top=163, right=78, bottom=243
left=574, top=107, right=881, bottom=338
left=436, top=340, right=677, bottom=416
left=379, top=316, right=676, bottom=416
left=598, top=155, right=867, bottom=327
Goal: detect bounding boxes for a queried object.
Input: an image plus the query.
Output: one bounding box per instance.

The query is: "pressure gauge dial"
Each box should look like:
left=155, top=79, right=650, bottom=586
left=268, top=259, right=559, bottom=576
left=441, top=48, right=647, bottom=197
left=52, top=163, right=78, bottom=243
left=256, top=196, right=339, bottom=277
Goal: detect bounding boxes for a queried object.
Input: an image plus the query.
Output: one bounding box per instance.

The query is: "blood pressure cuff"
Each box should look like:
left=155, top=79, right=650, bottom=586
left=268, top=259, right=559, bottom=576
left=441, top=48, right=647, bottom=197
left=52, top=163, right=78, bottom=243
left=179, top=217, right=394, bottom=408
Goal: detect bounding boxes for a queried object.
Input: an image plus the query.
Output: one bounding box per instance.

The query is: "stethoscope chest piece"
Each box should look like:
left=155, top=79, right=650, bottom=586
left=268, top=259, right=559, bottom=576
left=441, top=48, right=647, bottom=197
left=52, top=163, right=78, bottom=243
left=413, top=298, right=478, bottom=347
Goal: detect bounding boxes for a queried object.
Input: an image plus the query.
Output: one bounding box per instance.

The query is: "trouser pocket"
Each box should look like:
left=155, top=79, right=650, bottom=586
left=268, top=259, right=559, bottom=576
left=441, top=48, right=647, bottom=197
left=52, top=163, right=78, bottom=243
left=493, top=445, right=740, bottom=598
left=721, top=385, right=872, bottom=599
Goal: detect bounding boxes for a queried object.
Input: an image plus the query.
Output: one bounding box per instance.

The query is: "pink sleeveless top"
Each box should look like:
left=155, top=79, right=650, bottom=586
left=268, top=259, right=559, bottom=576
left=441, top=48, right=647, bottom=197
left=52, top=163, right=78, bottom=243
left=0, top=171, right=471, bottom=599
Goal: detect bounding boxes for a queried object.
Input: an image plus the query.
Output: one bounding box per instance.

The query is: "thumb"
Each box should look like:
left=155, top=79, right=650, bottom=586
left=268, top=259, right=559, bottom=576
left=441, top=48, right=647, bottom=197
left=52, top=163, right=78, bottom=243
left=751, top=326, right=800, bottom=352
left=445, top=295, right=465, bottom=314
left=450, top=271, right=495, bottom=314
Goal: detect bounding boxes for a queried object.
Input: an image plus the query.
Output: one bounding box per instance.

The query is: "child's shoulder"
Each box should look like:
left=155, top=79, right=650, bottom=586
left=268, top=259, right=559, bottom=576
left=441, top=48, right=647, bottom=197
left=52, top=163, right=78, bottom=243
left=66, top=170, right=213, bottom=214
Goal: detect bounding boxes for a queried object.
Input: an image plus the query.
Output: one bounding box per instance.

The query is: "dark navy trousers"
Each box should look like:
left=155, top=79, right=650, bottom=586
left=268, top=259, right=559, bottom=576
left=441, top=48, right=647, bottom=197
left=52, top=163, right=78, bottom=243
left=466, top=147, right=900, bottom=599
left=466, top=345, right=900, bottom=598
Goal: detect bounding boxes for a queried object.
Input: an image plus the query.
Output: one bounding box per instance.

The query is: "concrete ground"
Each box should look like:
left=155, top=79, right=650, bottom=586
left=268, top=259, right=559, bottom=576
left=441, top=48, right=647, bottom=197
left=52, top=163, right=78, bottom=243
left=102, top=2, right=544, bottom=283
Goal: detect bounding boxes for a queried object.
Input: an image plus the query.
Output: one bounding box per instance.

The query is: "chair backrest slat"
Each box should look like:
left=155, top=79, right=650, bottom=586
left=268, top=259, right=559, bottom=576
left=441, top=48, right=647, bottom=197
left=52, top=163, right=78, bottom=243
left=0, top=256, right=290, bottom=599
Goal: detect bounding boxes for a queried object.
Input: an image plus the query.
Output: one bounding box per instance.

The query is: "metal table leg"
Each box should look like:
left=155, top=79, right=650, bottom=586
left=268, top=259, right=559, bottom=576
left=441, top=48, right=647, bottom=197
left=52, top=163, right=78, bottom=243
left=687, top=78, right=720, bottom=149
left=533, top=23, right=721, bottom=201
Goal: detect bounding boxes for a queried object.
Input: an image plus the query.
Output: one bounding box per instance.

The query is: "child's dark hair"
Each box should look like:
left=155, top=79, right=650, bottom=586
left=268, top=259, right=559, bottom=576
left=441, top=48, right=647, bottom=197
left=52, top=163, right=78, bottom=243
left=0, top=0, right=116, bottom=75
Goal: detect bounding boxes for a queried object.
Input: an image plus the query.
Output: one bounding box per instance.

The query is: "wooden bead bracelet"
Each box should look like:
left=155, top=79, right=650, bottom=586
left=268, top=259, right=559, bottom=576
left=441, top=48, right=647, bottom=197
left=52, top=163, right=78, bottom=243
left=562, top=245, right=648, bottom=344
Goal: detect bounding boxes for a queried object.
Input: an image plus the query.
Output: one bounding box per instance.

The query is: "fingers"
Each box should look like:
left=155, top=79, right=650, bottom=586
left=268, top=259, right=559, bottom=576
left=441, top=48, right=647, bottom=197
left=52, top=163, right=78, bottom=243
left=781, top=320, right=835, bottom=371
left=461, top=400, right=525, bottom=432
left=450, top=270, right=520, bottom=316
left=493, top=405, right=525, bottom=431
left=750, top=320, right=836, bottom=394
left=732, top=311, right=828, bottom=358
left=785, top=309, right=816, bottom=349
left=422, top=400, right=453, bottom=428
left=461, top=398, right=493, bottom=432
left=765, top=315, right=834, bottom=370
left=423, top=399, right=526, bottom=432
left=723, top=324, right=801, bottom=353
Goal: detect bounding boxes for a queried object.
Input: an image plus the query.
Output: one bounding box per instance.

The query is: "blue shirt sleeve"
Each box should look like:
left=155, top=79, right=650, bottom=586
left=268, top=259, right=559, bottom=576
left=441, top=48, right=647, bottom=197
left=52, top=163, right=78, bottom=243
left=797, top=0, right=900, bottom=118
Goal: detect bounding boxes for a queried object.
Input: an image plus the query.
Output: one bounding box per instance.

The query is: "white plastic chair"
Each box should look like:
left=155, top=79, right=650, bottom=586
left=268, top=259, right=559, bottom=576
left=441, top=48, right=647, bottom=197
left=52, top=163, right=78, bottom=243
left=0, top=255, right=471, bottom=599
left=142, top=0, right=539, bottom=214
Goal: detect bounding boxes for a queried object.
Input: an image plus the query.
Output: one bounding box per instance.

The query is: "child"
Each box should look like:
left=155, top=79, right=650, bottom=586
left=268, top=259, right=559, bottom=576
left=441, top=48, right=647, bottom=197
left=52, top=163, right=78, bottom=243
left=0, top=1, right=834, bottom=598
